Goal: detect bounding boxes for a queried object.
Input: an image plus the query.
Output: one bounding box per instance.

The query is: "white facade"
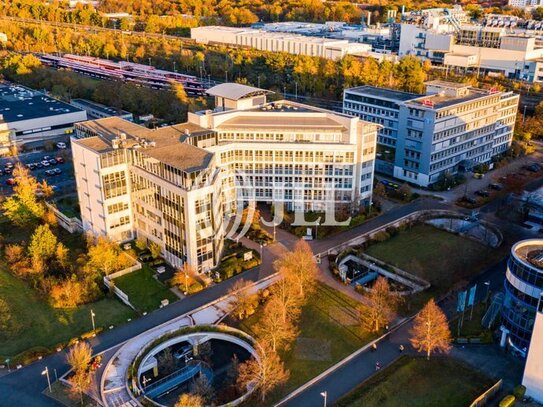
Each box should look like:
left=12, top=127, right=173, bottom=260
left=73, top=84, right=379, bottom=270
left=523, top=294, right=543, bottom=403
left=191, top=26, right=372, bottom=60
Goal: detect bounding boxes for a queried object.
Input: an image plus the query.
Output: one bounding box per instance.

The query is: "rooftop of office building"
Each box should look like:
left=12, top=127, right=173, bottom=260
left=75, top=117, right=214, bottom=173
left=345, top=85, right=421, bottom=102
left=406, top=88, right=491, bottom=109
left=71, top=98, right=132, bottom=117
left=0, top=83, right=83, bottom=122
left=512, top=239, right=543, bottom=271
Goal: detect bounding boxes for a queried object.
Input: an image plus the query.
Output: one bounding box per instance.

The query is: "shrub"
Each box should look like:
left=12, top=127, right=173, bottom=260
left=499, top=395, right=515, bottom=407
left=386, top=226, right=399, bottom=237
left=513, top=385, right=526, bottom=400
left=372, top=231, right=390, bottom=242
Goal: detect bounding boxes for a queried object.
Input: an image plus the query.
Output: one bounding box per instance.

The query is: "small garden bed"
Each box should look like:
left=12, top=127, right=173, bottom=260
left=114, top=265, right=177, bottom=312
left=213, top=240, right=260, bottom=282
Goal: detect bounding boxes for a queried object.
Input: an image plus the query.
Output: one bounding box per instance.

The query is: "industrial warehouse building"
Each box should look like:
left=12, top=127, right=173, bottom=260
left=72, top=83, right=379, bottom=271
left=0, top=83, right=87, bottom=151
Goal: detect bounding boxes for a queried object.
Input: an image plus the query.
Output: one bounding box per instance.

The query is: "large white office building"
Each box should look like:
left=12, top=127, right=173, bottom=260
left=72, top=83, right=379, bottom=271
left=191, top=26, right=372, bottom=60
left=343, top=80, right=519, bottom=187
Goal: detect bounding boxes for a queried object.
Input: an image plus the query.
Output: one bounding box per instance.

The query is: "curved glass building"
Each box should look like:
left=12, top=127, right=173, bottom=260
left=502, top=239, right=543, bottom=352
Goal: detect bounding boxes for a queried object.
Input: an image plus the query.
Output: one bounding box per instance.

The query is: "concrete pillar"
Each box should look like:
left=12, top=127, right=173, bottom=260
left=499, top=326, right=509, bottom=348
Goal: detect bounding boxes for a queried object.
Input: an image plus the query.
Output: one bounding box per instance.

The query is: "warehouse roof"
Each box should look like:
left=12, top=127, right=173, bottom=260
left=0, top=83, right=84, bottom=122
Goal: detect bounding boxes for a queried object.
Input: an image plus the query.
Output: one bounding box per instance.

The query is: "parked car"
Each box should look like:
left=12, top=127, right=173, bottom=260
left=48, top=159, right=58, bottom=166
left=35, top=162, right=44, bottom=169
left=45, top=169, right=56, bottom=176
left=55, top=156, right=65, bottom=164
left=41, top=160, right=50, bottom=167
left=475, top=190, right=490, bottom=197
left=27, top=163, right=36, bottom=170
left=489, top=183, right=503, bottom=191
left=6, top=178, right=16, bottom=186
left=525, top=163, right=541, bottom=173
left=53, top=168, right=62, bottom=175
left=138, top=252, right=153, bottom=263
left=56, top=142, right=67, bottom=149
left=4, top=162, right=14, bottom=169
left=461, top=196, right=477, bottom=205
left=3, top=168, right=12, bottom=175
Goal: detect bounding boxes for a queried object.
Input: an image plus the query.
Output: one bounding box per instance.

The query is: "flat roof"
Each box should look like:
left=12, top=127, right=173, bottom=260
left=75, top=117, right=214, bottom=173
left=425, top=80, right=470, bottom=89
left=407, top=89, right=491, bottom=109
left=218, top=115, right=345, bottom=130
left=345, top=86, right=421, bottom=102
left=71, top=98, right=132, bottom=117
left=0, top=83, right=84, bottom=122
left=206, top=83, right=273, bottom=101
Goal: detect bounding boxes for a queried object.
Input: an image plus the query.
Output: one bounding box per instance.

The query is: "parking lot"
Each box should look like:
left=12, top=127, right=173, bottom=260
left=0, top=142, right=76, bottom=197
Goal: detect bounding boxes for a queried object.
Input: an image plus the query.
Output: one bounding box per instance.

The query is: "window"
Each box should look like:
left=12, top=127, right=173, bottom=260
left=102, top=171, right=127, bottom=199
left=110, top=216, right=130, bottom=229
left=107, top=202, right=129, bottom=214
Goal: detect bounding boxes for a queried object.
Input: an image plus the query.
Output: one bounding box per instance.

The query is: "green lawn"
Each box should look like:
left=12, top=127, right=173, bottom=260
left=240, top=283, right=374, bottom=405
left=365, top=224, right=502, bottom=295
left=114, top=266, right=177, bottom=312
left=335, top=356, right=495, bottom=407
left=0, top=265, right=135, bottom=359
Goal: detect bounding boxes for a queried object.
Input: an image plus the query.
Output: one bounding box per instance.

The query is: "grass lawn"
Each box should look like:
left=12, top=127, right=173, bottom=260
left=335, top=356, right=495, bottom=407
left=114, top=265, right=177, bottom=312
left=239, top=283, right=374, bottom=405
left=365, top=224, right=503, bottom=295
left=0, top=265, right=135, bottom=359
left=45, top=381, right=96, bottom=407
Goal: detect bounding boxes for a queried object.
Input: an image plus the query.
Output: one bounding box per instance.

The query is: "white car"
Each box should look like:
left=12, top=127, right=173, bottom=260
left=56, top=142, right=67, bottom=149
left=41, top=160, right=50, bottom=167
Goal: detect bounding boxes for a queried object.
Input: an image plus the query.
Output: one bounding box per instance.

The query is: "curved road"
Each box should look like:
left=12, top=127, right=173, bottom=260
left=0, top=198, right=451, bottom=407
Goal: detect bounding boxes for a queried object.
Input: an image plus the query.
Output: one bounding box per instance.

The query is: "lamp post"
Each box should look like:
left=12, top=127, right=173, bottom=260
left=42, top=366, right=52, bottom=393
left=259, top=243, right=263, bottom=260
left=320, top=391, right=327, bottom=407
left=484, top=281, right=491, bottom=304
left=5, top=358, right=10, bottom=371
left=315, top=220, right=320, bottom=240
left=273, top=223, right=276, bottom=242
left=90, top=309, right=96, bottom=334
left=173, top=61, right=176, bottom=73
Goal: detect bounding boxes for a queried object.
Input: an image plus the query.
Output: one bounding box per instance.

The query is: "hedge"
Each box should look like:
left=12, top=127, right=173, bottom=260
left=499, top=395, right=515, bottom=407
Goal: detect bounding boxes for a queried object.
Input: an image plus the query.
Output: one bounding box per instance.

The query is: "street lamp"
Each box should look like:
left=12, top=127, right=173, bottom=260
left=90, top=309, right=96, bottom=334
left=273, top=223, right=276, bottom=242
left=259, top=243, right=263, bottom=259
left=484, top=281, right=491, bottom=303
left=320, top=391, right=327, bottom=407
left=42, top=366, right=52, bottom=393
left=5, top=358, right=10, bottom=371
left=315, top=220, right=320, bottom=240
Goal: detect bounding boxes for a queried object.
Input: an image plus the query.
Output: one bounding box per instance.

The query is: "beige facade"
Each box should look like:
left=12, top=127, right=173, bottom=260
left=72, top=84, right=379, bottom=271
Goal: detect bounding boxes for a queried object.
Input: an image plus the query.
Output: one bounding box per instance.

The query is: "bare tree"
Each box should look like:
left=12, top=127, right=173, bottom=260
left=191, top=373, right=214, bottom=404
left=66, top=341, right=93, bottom=404
left=359, top=276, right=400, bottom=333
left=273, top=267, right=303, bottom=324
left=227, top=279, right=258, bottom=320
left=410, top=299, right=452, bottom=360
left=237, top=342, right=289, bottom=402
left=254, top=296, right=298, bottom=352
left=275, top=239, right=318, bottom=297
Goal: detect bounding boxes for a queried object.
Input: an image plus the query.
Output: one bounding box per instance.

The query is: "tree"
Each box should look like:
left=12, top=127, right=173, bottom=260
left=227, top=279, right=258, bottom=320
left=50, top=277, right=83, bottom=308
left=171, top=263, right=197, bottom=294
left=373, top=183, right=387, bottom=201
left=237, top=342, right=289, bottom=402
left=273, top=267, right=303, bottom=324
left=149, top=241, right=162, bottom=259
left=66, top=341, right=93, bottom=404
left=135, top=236, right=147, bottom=251
left=157, top=348, right=176, bottom=376
left=173, top=82, right=189, bottom=104
left=191, top=374, right=214, bottom=404
left=28, top=224, right=58, bottom=271
left=359, top=276, right=400, bottom=333
left=410, top=299, right=452, bottom=360
left=175, top=393, right=203, bottom=407
left=254, top=296, right=298, bottom=352
left=398, top=183, right=412, bottom=201
left=87, top=236, right=127, bottom=276
left=274, top=240, right=318, bottom=297
left=2, top=164, right=46, bottom=226
left=55, top=242, right=70, bottom=270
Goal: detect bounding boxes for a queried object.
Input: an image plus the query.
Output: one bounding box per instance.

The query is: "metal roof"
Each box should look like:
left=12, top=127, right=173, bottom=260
left=206, top=83, right=272, bottom=101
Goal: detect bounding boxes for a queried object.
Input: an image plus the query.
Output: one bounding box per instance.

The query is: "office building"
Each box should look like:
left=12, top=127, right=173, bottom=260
left=191, top=26, right=372, bottom=60
left=72, top=83, right=379, bottom=271
left=343, top=80, right=519, bottom=186
left=523, top=293, right=543, bottom=403
left=70, top=99, right=134, bottom=121
left=501, top=239, right=543, bottom=354
left=0, top=83, right=87, bottom=150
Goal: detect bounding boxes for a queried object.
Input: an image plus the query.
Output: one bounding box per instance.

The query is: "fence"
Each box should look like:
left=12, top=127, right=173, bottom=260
left=103, top=256, right=142, bottom=311
left=45, top=202, right=83, bottom=234
left=469, top=379, right=503, bottom=407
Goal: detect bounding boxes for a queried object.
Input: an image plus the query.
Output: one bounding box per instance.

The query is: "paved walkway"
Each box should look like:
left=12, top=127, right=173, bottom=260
left=100, top=275, right=277, bottom=407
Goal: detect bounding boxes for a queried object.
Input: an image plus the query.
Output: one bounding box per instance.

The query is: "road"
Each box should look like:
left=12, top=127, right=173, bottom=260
left=0, top=197, right=452, bottom=407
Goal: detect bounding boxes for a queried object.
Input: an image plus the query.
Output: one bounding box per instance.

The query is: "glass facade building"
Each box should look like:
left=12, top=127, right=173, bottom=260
left=501, top=239, right=543, bottom=352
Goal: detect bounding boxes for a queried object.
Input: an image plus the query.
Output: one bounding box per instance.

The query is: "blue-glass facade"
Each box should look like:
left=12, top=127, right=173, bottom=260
left=501, top=241, right=543, bottom=351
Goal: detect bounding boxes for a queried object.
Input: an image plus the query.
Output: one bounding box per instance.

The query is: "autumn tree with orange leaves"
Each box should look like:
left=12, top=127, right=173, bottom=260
left=410, top=299, right=452, bottom=360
